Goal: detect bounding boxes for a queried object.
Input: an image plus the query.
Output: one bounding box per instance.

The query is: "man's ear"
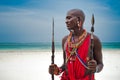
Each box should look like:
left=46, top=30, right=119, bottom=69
left=77, top=17, right=82, bottom=26
left=79, top=21, right=82, bottom=26
left=77, top=20, right=82, bottom=27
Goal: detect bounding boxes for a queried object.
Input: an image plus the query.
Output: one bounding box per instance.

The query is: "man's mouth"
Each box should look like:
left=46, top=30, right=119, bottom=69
left=67, top=27, right=73, bottom=31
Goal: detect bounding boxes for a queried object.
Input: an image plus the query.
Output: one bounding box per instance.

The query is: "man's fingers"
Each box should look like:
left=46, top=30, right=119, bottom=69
left=87, top=60, right=97, bottom=73
left=49, top=64, right=56, bottom=74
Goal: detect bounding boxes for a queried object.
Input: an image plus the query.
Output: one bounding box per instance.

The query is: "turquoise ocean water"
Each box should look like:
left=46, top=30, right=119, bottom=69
left=0, top=42, right=61, bottom=51
left=0, top=42, right=120, bottom=51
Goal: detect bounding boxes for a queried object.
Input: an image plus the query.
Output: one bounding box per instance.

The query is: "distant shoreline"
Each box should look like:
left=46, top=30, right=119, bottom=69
left=0, top=42, right=120, bottom=51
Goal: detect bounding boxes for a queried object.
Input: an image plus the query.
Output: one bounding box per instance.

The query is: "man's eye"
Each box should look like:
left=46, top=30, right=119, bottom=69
left=66, top=17, right=71, bottom=19
left=68, top=17, right=71, bottom=19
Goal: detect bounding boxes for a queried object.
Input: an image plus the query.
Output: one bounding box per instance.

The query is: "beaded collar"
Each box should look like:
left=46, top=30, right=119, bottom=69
left=67, top=29, right=87, bottom=49
left=66, top=29, right=88, bottom=62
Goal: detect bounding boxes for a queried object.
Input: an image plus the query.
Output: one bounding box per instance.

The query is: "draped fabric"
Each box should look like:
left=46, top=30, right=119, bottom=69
left=60, top=34, right=94, bottom=80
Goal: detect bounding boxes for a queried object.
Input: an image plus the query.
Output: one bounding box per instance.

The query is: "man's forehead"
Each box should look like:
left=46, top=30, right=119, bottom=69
left=67, top=10, right=79, bottom=17
left=66, top=13, right=74, bottom=17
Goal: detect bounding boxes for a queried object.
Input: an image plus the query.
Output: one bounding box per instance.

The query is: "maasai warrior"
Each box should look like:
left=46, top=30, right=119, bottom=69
left=49, top=9, right=104, bottom=80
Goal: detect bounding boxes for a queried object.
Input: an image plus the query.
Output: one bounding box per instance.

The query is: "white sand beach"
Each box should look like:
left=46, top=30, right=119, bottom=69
left=0, top=49, right=120, bottom=80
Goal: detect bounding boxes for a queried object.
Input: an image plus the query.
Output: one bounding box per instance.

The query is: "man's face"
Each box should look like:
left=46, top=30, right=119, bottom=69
left=65, top=12, right=78, bottom=31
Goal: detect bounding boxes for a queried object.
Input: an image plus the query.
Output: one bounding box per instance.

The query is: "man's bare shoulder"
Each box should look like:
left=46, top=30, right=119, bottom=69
left=62, top=35, right=68, bottom=42
left=62, top=35, right=68, bottom=49
left=87, top=32, right=101, bottom=43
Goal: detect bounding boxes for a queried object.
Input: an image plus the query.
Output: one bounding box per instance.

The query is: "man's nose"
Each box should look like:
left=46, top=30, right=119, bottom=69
left=65, top=19, right=69, bottom=24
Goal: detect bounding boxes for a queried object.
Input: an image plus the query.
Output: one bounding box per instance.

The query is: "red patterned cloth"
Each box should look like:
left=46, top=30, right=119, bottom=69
left=60, top=34, right=94, bottom=80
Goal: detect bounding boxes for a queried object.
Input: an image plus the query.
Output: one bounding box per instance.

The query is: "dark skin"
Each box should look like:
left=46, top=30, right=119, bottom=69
left=49, top=9, right=103, bottom=75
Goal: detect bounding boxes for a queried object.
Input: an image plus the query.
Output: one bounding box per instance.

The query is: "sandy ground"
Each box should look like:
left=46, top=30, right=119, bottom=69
left=0, top=49, right=120, bottom=80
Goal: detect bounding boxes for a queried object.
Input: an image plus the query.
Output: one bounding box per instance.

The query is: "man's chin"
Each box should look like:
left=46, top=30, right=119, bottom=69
left=67, top=27, right=74, bottom=32
left=67, top=28, right=71, bottom=31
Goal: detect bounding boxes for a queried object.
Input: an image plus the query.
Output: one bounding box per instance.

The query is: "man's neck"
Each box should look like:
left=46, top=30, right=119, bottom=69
left=72, top=28, right=84, bottom=37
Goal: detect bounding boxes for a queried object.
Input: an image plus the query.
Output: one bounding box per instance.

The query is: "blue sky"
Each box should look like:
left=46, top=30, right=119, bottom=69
left=0, top=0, right=120, bottom=43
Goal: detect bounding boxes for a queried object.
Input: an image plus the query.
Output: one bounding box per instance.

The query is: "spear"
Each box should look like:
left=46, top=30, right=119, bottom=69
left=51, top=17, right=55, bottom=80
left=89, top=14, right=95, bottom=80
left=90, top=14, right=95, bottom=60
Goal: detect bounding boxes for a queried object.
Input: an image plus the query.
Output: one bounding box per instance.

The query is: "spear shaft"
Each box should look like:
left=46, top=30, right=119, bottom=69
left=51, top=18, right=55, bottom=80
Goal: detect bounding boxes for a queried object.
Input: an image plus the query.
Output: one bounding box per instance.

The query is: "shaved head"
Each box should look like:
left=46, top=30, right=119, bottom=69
left=67, top=9, right=85, bottom=23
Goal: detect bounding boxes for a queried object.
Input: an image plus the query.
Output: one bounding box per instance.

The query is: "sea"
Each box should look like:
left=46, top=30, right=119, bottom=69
left=0, top=42, right=120, bottom=51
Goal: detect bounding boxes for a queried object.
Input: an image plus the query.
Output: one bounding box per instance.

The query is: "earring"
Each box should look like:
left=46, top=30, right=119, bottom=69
left=77, top=22, right=80, bottom=30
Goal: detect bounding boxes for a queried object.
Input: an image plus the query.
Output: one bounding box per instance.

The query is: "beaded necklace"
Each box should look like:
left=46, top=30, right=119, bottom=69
left=66, top=29, right=87, bottom=62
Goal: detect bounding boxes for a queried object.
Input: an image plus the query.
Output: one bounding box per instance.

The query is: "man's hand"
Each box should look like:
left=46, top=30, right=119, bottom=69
left=49, top=64, right=59, bottom=75
left=87, top=59, right=97, bottom=73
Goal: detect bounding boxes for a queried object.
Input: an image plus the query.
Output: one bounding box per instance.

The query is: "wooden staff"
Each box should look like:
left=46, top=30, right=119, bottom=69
left=51, top=17, right=55, bottom=80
